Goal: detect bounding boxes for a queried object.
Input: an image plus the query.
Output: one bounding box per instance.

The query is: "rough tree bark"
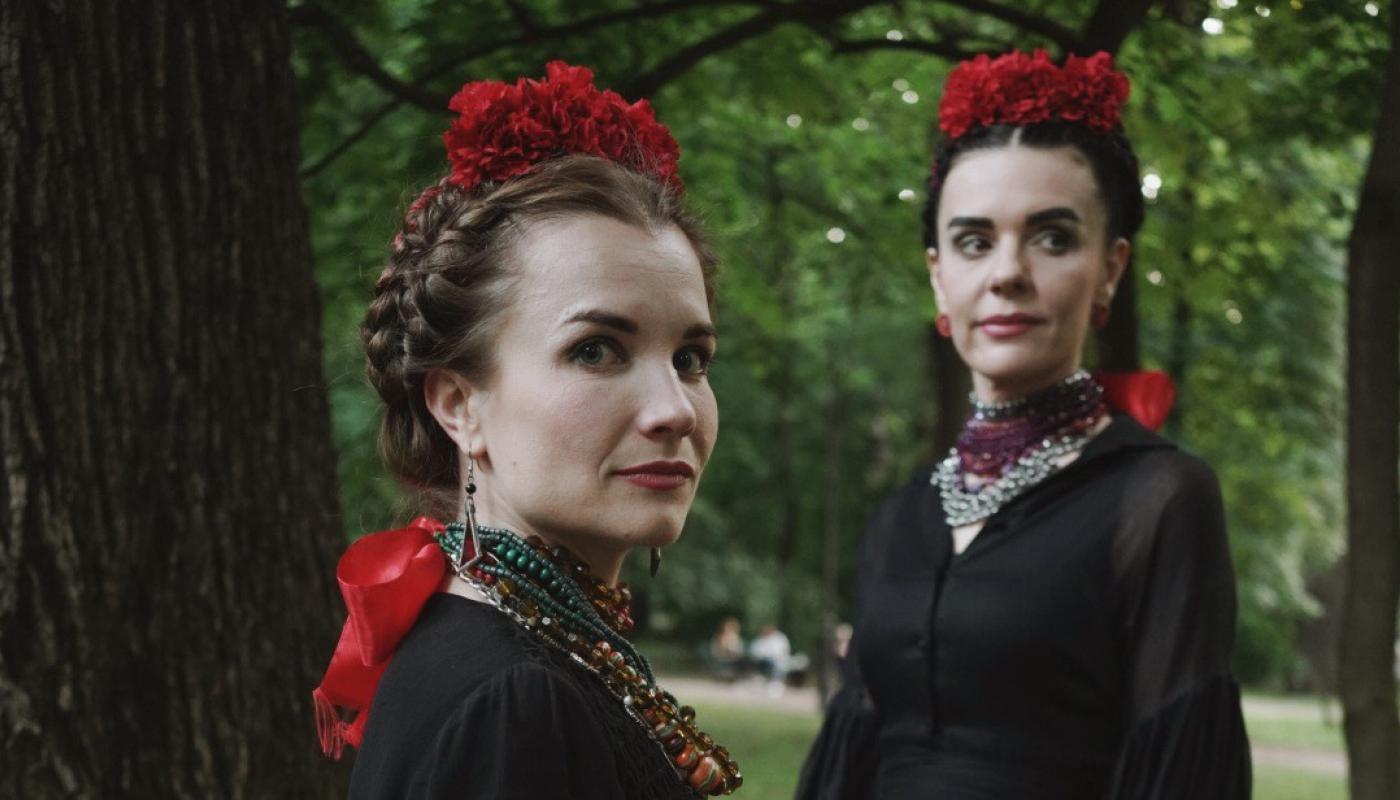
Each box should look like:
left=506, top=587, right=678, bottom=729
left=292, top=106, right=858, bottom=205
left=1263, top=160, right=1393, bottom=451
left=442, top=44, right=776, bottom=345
left=1340, top=7, right=1400, bottom=799
left=1, top=1, right=346, bottom=796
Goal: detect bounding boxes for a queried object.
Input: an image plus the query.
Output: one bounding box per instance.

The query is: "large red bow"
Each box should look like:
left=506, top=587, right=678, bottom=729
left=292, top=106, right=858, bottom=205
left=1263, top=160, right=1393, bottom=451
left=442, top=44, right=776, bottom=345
left=312, top=516, right=460, bottom=759
left=1094, top=370, right=1176, bottom=432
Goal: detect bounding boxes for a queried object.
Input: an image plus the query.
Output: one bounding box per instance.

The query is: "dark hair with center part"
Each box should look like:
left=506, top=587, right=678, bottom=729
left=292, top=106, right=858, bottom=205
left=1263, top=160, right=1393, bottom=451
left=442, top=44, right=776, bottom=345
left=362, top=155, right=718, bottom=520
left=921, top=121, right=1145, bottom=250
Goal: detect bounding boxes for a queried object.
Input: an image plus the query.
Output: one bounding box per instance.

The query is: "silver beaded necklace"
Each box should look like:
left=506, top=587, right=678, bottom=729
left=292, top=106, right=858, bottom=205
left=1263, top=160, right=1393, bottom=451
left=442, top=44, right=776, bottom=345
left=933, top=370, right=1105, bottom=527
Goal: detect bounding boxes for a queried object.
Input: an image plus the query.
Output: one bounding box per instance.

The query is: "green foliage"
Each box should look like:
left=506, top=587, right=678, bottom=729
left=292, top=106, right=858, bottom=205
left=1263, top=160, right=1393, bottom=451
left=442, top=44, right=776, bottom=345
left=294, top=0, right=1389, bottom=684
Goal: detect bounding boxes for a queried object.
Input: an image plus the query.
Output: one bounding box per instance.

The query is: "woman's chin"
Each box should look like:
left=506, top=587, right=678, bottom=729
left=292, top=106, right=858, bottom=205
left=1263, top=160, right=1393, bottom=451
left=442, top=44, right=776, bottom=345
left=969, top=360, right=1074, bottom=396
left=630, top=516, right=686, bottom=550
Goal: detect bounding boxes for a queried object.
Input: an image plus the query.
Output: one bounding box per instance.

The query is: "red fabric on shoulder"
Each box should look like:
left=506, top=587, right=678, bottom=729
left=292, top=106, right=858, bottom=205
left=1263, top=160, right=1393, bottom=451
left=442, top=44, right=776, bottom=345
left=312, top=516, right=451, bottom=758
left=1094, top=370, right=1176, bottom=432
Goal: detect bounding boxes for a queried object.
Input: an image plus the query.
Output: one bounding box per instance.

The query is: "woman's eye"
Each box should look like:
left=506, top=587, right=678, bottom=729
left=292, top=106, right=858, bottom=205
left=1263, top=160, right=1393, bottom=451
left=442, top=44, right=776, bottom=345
left=955, top=235, right=991, bottom=257
left=673, top=347, right=713, bottom=377
left=1035, top=228, right=1075, bottom=253
left=570, top=338, right=624, bottom=368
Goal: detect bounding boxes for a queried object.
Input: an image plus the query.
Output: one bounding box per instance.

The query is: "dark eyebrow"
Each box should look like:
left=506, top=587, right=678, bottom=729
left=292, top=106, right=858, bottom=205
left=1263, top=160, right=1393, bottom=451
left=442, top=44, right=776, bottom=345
left=1026, top=207, right=1081, bottom=226
left=565, top=311, right=716, bottom=341
left=947, top=216, right=992, bottom=230
left=564, top=310, right=637, bottom=334
left=947, top=208, right=1083, bottom=230
left=684, top=323, right=718, bottom=340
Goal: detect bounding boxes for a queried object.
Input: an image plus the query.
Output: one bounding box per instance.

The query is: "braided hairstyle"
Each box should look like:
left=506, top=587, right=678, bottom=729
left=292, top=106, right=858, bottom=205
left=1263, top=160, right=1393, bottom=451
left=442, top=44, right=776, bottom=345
left=362, top=155, right=718, bottom=519
left=921, top=121, right=1145, bottom=250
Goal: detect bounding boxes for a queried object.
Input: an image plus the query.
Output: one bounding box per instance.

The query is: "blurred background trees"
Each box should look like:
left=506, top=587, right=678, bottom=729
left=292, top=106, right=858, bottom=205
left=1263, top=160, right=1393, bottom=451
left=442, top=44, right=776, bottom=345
left=296, top=1, right=1396, bottom=790
left=296, top=0, right=1387, bottom=693
left=9, top=0, right=1385, bottom=796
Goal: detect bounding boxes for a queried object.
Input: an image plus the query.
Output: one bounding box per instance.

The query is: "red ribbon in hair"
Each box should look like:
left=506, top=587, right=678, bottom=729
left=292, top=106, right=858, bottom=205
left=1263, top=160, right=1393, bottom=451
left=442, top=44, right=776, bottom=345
left=1094, top=370, right=1176, bottom=432
left=312, top=515, right=463, bottom=759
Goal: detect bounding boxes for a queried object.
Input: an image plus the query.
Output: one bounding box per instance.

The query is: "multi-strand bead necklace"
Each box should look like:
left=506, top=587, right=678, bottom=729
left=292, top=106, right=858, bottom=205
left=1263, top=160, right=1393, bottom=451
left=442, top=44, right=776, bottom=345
left=436, top=523, right=742, bottom=796
left=933, top=370, right=1108, bottom=526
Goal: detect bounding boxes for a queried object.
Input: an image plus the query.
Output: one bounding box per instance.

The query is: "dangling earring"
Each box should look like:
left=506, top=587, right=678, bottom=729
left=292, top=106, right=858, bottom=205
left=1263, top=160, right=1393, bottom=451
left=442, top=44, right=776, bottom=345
left=935, top=313, right=952, bottom=338
left=463, top=456, right=480, bottom=542
left=1091, top=303, right=1111, bottom=330
left=650, top=547, right=662, bottom=577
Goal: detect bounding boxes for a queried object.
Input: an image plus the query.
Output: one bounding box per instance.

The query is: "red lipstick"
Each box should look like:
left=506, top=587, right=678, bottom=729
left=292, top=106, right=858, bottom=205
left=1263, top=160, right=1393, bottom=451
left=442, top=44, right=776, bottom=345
left=615, top=460, right=696, bottom=490
left=977, top=312, right=1044, bottom=339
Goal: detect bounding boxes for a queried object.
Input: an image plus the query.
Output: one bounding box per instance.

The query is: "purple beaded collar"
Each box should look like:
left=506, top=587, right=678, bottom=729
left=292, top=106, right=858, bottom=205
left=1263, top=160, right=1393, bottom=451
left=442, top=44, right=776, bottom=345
left=956, top=370, right=1107, bottom=482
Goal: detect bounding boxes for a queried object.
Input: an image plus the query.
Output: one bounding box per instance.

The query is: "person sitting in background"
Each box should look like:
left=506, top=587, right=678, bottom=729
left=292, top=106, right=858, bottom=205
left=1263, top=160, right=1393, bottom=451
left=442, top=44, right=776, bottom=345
left=749, top=624, right=793, bottom=696
left=704, top=616, right=747, bottom=681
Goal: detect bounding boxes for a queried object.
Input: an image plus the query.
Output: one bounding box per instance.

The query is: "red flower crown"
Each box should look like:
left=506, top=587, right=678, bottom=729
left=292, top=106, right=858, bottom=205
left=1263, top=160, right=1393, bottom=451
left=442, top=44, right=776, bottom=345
left=938, top=49, right=1130, bottom=139
left=441, top=60, right=682, bottom=194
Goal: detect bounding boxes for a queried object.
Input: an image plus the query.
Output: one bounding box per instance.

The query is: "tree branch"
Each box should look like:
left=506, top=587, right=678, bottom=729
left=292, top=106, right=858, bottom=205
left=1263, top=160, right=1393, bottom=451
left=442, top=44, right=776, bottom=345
left=297, top=0, right=786, bottom=175
left=618, top=8, right=793, bottom=98
left=293, top=0, right=781, bottom=115
left=300, top=98, right=401, bottom=179
left=935, top=0, right=1080, bottom=51
left=297, top=0, right=1085, bottom=177
left=1077, top=0, right=1158, bottom=54
left=292, top=2, right=445, bottom=113
left=828, top=35, right=985, bottom=61
left=502, top=0, right=541, bottom=35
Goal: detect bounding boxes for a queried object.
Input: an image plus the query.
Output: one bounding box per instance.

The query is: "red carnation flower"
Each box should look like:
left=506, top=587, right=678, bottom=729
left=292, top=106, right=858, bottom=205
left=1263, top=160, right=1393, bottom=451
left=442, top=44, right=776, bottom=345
left=441, top=61, right=683, bottom=195
left=937, top=49, right=1130, bottom=139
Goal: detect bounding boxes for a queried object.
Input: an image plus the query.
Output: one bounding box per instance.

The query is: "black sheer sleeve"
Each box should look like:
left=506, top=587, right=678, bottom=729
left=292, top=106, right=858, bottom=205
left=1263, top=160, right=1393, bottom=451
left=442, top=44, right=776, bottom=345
left=794, top=504, right=892, bottom=800
left=1106, top=452, right=1251, bottom=799
left=419, top=662, right=627, bottom=799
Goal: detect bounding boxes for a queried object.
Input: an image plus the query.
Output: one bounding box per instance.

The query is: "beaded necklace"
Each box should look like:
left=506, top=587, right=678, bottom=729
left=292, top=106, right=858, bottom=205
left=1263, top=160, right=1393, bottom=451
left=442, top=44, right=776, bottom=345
left=436, top=523, right=742, bottom=796
left=933, top=370, right=1107, bottom=527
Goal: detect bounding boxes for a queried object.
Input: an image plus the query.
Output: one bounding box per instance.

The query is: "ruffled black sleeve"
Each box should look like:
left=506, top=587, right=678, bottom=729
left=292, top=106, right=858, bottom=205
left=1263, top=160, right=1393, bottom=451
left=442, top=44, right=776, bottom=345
left=417, top=662, right=628, bottom=800
left=1106, top=453, right=1251, bottom=799
left=794, top=510, right=888, bottom=800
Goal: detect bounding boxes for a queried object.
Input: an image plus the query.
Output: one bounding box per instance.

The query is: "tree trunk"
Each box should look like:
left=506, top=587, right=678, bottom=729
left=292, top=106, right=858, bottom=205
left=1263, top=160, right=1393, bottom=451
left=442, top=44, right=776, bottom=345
left=1341, top=9, right=1400, bottom=800
left=816, top=368, right=846, bottom=708
left=1076, top=0, right=1159, bottom=57
left=1079, top=0, right=1160, bottom=372
left=0, top=1, right=346, bottom=796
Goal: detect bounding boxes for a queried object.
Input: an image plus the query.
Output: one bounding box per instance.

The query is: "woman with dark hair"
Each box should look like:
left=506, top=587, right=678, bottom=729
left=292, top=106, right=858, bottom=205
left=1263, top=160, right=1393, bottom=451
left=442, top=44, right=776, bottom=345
left=796, top=51, right=1250, bottom=799
left=311, top=63, right=741, bottom=798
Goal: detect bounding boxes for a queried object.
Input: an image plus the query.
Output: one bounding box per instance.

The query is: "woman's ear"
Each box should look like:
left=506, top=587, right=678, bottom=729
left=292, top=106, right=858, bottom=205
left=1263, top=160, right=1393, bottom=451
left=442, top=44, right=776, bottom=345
left=1102, top=237, right=1131, bottom=302
left=424, top=368, right=486, bottom=459
left=927, top=247, right=949, bottom=310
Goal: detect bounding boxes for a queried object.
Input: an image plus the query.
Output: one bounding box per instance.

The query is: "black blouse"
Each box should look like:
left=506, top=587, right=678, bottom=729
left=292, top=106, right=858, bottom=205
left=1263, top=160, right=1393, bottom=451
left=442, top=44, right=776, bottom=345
left=349, top=593, right=696, bottom=799
left=796, top=415, right=1251, bottom=799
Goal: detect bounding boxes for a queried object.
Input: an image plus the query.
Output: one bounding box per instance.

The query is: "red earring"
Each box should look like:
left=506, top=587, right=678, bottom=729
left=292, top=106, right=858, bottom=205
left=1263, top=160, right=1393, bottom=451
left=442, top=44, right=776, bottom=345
left=935, top=314, right=952, bottom=338
left=1091, top=304, right=1111, bottom=330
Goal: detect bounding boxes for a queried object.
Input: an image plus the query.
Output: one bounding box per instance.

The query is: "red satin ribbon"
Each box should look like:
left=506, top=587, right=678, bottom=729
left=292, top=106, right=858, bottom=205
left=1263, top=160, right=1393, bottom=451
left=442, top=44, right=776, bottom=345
left=312, top=515, right=461, bottom=759
left=1094, top=370, right=1176, bottom=432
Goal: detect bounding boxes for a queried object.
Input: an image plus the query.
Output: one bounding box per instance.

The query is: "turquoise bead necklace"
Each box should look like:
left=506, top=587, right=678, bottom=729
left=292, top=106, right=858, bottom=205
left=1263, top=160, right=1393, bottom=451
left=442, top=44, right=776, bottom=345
left=437, top=522, right=655, bottom=684
left=433, top=520, right=741, bottom=795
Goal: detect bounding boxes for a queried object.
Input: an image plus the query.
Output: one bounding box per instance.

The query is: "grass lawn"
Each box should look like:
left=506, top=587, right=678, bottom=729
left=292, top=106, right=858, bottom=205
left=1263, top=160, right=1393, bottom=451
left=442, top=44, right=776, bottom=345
left=1253, top=768, right=1346, bottom=800
left=692, top=701, right=819, bottom=799
left=688, top=692, right=1354, bottom=799
left=1246, top=713, right=1346, bottom=751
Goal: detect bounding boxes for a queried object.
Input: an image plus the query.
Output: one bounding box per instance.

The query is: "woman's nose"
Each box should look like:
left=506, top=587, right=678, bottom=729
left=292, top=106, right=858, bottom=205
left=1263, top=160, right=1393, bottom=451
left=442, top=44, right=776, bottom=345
left=987, top=238, right=1031, bottom=295
left=637, top=363, right=698, bottom=439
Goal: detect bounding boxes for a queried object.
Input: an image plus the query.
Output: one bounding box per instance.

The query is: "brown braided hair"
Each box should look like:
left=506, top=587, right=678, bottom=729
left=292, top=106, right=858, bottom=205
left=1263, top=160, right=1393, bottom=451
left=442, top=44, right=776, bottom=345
left=362, top=155, right=718, bottom=519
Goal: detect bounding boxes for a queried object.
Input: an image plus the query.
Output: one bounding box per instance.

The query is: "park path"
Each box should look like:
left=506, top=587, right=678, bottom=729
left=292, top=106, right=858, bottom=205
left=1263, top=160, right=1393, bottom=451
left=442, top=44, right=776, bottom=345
left=661, top=675, right=1350, bottom=778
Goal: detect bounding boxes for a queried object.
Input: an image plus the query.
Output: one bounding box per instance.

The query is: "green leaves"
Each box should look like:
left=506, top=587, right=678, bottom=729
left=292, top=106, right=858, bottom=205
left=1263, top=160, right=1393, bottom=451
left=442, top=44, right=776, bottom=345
left=297, top=0, right=1385, bottom=682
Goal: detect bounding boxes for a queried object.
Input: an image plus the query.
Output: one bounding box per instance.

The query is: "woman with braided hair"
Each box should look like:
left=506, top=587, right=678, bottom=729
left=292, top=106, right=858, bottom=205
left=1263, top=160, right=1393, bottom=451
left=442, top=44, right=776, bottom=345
left=312, top=63, right=741, bottom=798
left=796, top=51, right=1251, bottom=799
